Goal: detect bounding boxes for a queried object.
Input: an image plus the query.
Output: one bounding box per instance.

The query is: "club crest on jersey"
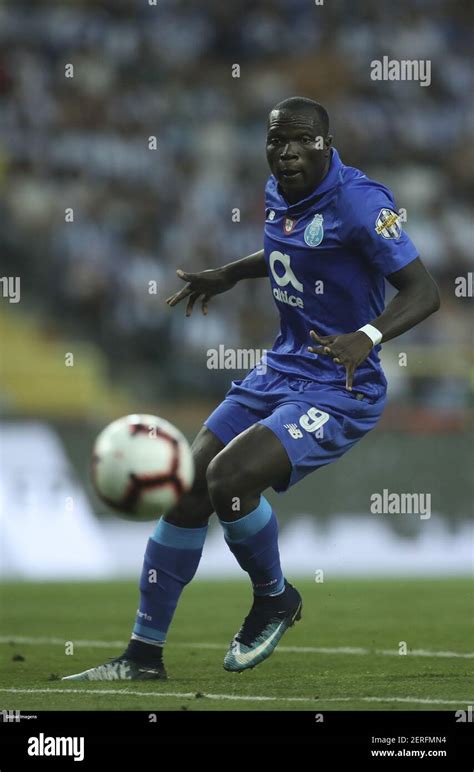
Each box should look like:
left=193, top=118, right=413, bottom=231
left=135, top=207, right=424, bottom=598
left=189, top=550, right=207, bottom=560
left=304, top=213, right=324, bottom=247
left=283, top=217, right=297, bottom=234
left=375, top=208, right=402, bottom=239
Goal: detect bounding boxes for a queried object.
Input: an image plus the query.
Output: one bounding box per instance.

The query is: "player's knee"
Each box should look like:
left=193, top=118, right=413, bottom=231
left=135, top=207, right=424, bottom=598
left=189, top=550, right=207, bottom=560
left=206, top=452, right=232, bottom=497
left=164, top=489, right=212, bottom=528
left=206, top=450, right=256, bottom=503
left=190, top=426, right=224, bottom=481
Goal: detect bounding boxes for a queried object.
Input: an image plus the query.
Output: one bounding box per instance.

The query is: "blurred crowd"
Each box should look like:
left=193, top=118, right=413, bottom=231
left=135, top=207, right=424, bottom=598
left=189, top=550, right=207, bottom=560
left=0, top=0, right=472, bottom=404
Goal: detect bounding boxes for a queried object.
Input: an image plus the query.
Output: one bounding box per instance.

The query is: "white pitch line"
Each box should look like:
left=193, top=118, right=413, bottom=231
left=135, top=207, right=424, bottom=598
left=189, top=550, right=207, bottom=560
left=1, top=636, right=473, bottom=659
left=0, top=688, right=472, bottom=707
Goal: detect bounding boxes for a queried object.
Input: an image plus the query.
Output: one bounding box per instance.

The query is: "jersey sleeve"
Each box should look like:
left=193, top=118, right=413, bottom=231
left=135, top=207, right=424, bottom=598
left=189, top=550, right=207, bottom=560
left=344, top=178, right=419, bottom=276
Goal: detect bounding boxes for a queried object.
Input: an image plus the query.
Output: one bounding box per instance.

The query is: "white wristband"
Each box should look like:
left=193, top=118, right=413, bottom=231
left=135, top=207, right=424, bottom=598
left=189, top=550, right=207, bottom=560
left=357, top=323, right=383, bottom=346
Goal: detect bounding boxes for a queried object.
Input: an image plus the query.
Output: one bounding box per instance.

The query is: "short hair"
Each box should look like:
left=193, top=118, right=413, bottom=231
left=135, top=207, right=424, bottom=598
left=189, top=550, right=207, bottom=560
left=270, top=97, right=330, bottom=136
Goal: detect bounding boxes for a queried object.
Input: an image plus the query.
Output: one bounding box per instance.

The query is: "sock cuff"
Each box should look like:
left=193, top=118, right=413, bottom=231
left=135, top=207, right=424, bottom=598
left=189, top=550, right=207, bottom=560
left=131, top=628, right=166, bottom=645
left=151, top=517, right=208, bottom=550
left=219, top=496, right=273, bottom=543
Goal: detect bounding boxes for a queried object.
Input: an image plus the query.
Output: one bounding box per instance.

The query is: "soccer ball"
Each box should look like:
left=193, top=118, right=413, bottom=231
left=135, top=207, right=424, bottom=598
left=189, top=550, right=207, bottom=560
left=91, top=414, right=194, bottom=520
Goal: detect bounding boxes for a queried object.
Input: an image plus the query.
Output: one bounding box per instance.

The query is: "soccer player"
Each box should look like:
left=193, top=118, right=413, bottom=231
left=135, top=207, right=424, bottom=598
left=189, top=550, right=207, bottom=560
left=63, top=97, right=440, bottom=681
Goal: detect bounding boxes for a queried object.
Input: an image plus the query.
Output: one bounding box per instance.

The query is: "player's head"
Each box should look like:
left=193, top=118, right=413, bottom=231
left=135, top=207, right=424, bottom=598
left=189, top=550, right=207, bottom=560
left=266, top=97, right=332, bottom=204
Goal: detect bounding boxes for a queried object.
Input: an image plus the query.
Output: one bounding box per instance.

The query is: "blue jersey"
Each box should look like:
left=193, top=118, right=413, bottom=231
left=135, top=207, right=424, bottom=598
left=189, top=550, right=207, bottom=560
left=263, top=147, right=418, bottom=399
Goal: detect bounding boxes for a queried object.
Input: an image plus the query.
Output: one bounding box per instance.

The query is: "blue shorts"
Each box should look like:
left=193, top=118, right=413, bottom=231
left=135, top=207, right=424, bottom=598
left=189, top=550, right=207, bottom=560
left=204, top=365, right=386, bottom=493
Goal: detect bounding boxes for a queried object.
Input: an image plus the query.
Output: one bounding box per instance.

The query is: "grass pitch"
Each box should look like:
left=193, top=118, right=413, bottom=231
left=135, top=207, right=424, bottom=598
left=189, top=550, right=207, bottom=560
left=0, top=577, right=472, bottom=711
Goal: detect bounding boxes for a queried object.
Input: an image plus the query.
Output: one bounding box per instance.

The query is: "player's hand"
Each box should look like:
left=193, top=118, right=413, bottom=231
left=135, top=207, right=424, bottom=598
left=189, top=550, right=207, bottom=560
left=308, top=329, right=374, bottom=391
left=165, top=267, right=237, bottom=317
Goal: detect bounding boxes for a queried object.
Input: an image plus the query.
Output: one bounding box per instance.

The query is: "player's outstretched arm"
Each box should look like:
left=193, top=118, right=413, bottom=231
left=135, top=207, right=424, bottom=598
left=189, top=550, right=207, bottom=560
left=308, top=257, right=440, bottom=391
left=166, top=249, right=267, bottom=317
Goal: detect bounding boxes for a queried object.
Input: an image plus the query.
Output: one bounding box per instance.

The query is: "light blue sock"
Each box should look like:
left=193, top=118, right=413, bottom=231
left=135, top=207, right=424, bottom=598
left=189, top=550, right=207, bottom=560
left=219, top=496, right=285, bottom=596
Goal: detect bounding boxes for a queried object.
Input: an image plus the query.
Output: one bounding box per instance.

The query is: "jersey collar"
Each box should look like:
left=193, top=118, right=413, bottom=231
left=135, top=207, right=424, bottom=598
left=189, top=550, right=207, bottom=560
left=273, top=147, right=343, bottom=215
